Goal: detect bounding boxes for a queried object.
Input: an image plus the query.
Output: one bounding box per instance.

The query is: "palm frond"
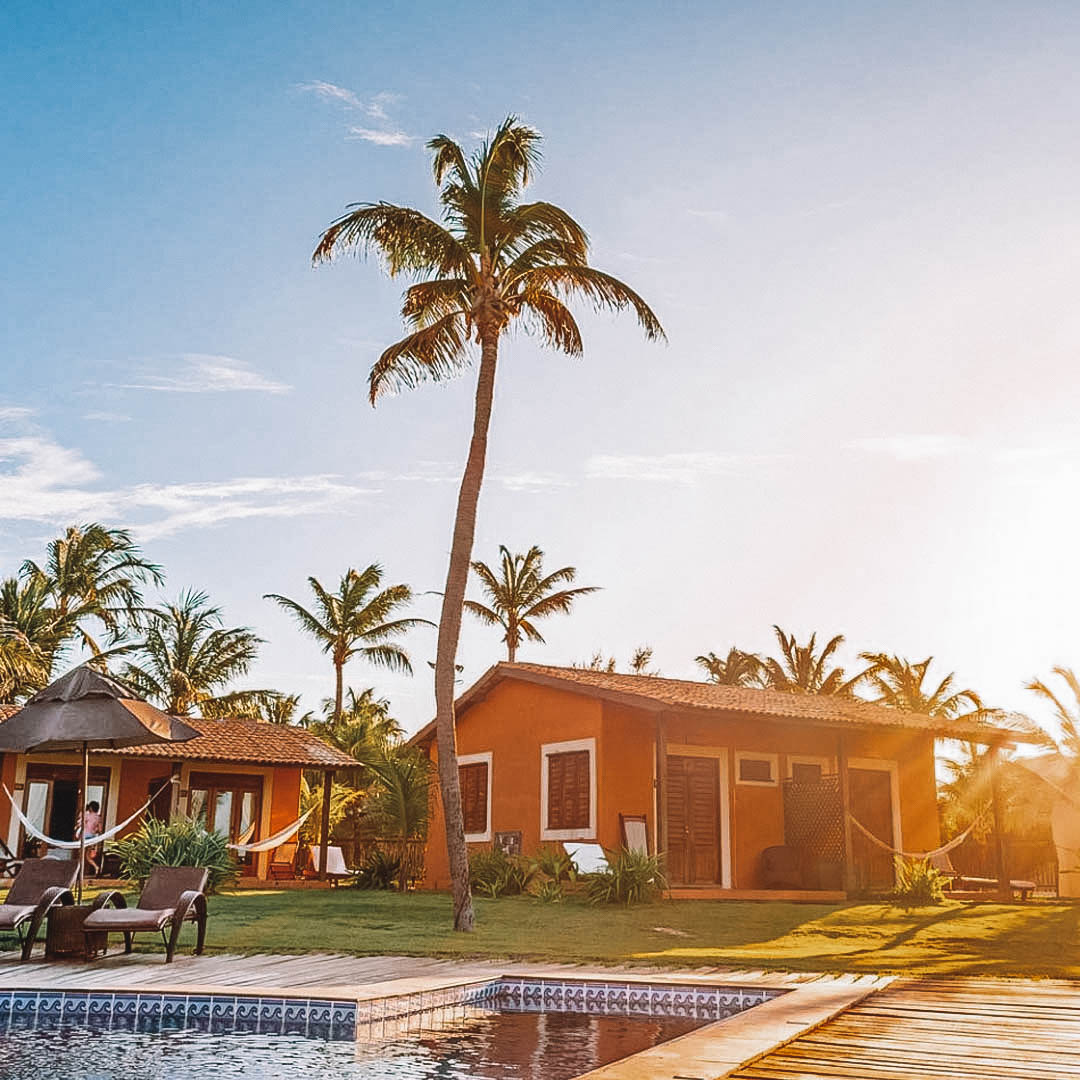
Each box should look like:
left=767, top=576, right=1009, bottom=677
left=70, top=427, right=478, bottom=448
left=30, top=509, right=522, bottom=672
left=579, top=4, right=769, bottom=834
left=369, top=313, right=472, bottom=403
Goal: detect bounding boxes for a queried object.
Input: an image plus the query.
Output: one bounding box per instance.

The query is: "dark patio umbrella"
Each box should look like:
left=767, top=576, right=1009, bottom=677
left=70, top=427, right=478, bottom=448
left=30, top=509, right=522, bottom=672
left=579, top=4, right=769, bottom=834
left=0, top=666, right=199, bottom=901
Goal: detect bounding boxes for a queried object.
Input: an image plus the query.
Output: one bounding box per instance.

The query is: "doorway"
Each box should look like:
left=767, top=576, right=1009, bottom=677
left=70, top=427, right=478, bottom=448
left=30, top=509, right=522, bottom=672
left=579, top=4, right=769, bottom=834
left=21, top=765, right=110, bottom=858
left=849, top=764, right=897, bottom=890
left=666, top=755, right=722, bottom=885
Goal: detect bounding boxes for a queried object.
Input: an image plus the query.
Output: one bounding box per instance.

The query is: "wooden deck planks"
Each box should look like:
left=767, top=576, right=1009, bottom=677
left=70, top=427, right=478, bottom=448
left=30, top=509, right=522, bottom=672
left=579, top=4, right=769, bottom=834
left=731, top=977, right=1080, bottom=1080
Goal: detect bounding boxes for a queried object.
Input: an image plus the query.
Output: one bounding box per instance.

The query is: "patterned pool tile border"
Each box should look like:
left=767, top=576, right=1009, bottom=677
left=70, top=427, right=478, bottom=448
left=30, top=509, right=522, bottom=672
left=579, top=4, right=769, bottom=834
left=0, top=990, right=357, bottom=1042
left=0, top=978, right=782, bottom=1045
left=355, top=977, right=782, bottom=1041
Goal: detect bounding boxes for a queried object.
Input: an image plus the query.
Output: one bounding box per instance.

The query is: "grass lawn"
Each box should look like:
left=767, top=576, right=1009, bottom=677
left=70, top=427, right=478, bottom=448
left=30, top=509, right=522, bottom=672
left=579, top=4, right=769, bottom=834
left=180, top=889, right=1080, bottom=979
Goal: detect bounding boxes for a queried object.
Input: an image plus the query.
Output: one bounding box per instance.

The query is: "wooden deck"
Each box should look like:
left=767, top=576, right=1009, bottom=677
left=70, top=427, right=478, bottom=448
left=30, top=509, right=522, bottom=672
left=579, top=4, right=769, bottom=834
left=731, top=976, right=1080, bottom=1080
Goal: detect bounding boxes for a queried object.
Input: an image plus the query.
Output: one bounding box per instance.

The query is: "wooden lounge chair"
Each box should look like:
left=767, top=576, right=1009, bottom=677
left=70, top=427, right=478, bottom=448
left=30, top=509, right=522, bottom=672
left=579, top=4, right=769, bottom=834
left=0, top=857, right=78, bottom=960
left=269, top=842, right=298, bottom=881
left=928, top=852, right=1037, bottom=900
left=84, top=866, right=208, bottom=963
left=305, top=845, right=352, bottom=885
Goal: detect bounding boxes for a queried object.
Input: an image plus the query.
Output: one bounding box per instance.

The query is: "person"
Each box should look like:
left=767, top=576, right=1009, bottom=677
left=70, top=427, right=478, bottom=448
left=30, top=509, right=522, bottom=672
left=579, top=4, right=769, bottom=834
left=77, top=800, right=102, bottom=876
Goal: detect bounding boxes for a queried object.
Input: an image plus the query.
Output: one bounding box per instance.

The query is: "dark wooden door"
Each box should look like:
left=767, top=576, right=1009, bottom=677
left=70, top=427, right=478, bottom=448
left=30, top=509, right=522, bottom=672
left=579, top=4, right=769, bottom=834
left=666, top=755, right=721, bottom=885
left=850, top=767, right=895, bottom=890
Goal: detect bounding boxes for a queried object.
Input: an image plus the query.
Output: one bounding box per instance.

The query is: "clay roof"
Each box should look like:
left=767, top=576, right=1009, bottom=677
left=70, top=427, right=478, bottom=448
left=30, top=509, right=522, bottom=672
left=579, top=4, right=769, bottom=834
left=0, top=707, right=356, bottom=769
left=410, top=662, right=1038, bottom=746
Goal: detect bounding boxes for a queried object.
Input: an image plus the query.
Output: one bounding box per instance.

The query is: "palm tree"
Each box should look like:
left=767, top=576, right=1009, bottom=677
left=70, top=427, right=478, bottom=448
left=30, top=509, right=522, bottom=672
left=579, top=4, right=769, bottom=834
left=0, top=576, right=71, bottom=694
left=304, top=687, right=406, bottom=787
left=629, top=645, right=659, bottom=676
left=759, top=626, right=862, bottom=696
left=265, top=566, right=429, bottom=725
left=1026, top=667, right=1080, bottom=761
left=123, top=589, right=264, bottom=715
left=860, top=653, right=984, bottom=722
left=201, top=690, right=302, bottom=725
left=464, top=545, right=597, bottom=662
left=313, top=117, right=664, bottom=931
left=22, top=524, right=163, bottom=653
left=695, top=647, right=763, bottom=687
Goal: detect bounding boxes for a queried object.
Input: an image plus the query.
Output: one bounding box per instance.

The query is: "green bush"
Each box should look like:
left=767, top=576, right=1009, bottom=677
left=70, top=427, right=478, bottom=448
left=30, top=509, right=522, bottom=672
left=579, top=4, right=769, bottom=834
left=888, top=857, right=946, bottom=907
left=530, top=844, right=578, bottom=884
left=585, top=848, right=667, bottom=905
left=355, top=848, right=403, bottom=891
left=468, top=847, right=535, bottom=898
left=531, top=879, right=565, bottom=904
left=108, top=816, right=239, bottom=894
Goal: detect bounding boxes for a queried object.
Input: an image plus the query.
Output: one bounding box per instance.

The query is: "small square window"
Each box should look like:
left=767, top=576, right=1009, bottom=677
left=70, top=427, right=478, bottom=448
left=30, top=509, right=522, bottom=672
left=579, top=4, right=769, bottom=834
left=791, top=761, right=823, bottom=784
left=735, top=752, right=779, bottom=786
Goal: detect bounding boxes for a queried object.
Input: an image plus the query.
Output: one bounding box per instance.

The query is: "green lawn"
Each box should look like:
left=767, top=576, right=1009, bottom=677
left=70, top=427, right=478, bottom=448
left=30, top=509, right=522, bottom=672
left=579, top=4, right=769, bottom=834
left=174, top=889, right=1080, bottom=979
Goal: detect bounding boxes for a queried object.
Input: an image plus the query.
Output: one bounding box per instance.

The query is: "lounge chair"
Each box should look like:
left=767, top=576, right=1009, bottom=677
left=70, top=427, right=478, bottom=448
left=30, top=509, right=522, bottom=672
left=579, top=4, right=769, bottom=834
left=0, top=857, right=78, bottom=960
left=305, top=845, right=352, bottom=885
left=269, top=841, right=298, bottom=881
left=928, top=852, right=1037, bottom=900
left=84, top=866, right=208, bottom=963
left=0, top=836, right=23, bottom=879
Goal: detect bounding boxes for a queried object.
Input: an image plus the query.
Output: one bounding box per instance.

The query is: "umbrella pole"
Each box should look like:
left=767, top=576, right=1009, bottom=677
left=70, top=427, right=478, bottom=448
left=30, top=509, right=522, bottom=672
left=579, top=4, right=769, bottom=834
left=77, top=741, right=88, bottom=904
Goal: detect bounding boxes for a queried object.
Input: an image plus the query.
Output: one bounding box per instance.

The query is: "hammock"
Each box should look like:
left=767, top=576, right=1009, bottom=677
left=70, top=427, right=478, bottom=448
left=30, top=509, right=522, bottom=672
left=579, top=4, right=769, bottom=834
left=227, top=809, right=313, bottom=854
left=847, top=803, right=992, bottom=861
left=3, top=777, right=176, bottom=851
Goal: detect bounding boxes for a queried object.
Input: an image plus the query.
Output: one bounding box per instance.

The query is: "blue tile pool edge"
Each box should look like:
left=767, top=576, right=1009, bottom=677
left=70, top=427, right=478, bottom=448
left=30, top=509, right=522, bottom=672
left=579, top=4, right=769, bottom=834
left=0, top=978, right=784, bottom=1044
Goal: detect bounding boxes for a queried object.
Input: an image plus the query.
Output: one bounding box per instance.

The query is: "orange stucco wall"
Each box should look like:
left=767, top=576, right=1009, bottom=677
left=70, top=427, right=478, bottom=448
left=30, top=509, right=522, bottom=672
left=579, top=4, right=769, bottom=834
left=421, top=678, right=942, bottom=893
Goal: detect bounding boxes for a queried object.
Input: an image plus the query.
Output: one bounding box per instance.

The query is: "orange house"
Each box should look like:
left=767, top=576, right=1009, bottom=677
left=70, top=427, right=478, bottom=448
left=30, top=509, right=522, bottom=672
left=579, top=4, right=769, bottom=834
left=413, top=664, right=1023, bottom=898
left=0, top=709, right=355, bottom=881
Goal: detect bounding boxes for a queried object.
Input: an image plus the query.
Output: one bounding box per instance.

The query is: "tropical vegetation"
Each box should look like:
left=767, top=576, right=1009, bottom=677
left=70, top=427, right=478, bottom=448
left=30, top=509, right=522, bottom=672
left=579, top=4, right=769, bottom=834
left=313, top=116, right=664, bottom=931
left=464, top=544, right=597, bottom=662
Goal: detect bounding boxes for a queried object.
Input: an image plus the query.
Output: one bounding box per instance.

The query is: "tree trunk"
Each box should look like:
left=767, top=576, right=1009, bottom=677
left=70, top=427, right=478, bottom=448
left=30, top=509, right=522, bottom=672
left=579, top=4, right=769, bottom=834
left=507, top=629, right=517, bottom=663
left=334, top=660, right=344, bottom=724
left=433, top=329, right=499, bottom=932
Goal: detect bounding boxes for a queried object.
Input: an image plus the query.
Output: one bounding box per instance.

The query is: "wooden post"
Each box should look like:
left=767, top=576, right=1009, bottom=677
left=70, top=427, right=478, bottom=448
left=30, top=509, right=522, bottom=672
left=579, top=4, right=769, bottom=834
left=988, top=742, right=1011, bottom=902
left=655, top=714, right=668, bottom=861
left=838, top=734, right=856, bottom=895
left=318, top=769, right=333, bottom=882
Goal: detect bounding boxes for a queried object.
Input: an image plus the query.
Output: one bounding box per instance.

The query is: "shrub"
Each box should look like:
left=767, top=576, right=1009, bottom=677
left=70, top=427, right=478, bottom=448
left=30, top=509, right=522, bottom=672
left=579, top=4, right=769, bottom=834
left=108, top=816, right=239, bottom=894
left=585, top=848, right=667, bottom=905
left=468, top=847, right=535, bottom=898
left=530, top=844, right=578, bottom=884
left=531, top=879, right=565, bottom=904
left=888, top=857, right=946, bottom=907
left=355, top=848, right=403, bottom=891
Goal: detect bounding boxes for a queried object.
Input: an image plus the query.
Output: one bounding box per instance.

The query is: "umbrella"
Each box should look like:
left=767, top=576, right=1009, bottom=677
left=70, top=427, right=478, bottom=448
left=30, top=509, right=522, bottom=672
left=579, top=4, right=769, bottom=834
left=0, top=666, right=199, bottom=901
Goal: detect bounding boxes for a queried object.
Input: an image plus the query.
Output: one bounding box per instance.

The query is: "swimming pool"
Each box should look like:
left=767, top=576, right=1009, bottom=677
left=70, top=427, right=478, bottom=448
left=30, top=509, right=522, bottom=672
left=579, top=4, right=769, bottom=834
left=0, top=979, right=781, bottom=1078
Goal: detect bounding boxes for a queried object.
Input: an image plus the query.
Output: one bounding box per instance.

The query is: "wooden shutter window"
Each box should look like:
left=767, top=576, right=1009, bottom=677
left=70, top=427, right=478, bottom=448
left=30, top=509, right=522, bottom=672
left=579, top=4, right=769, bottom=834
left=459, top=762, right=489, bottom=836
left=546, top=749, right=591, bottom=831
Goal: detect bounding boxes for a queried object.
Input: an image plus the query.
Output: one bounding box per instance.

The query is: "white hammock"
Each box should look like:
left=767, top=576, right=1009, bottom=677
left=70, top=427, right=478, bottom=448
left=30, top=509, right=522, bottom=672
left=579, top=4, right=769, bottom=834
left=228, top=808, right=313, bottom=854
left=3, top=778, right=175, bottom=851
left=847, top=804, right=991, bottom=861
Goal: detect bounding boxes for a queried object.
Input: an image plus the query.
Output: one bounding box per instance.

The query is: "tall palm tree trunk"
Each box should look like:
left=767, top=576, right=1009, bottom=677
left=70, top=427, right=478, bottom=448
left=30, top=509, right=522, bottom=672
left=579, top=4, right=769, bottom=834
left=433, top=331, right=499, bottom=932
left=334, top=660, right=344, bottom=724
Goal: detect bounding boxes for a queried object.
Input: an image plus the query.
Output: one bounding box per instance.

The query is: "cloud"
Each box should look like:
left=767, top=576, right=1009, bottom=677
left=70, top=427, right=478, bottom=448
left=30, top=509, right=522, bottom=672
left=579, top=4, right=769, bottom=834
left=297, top=80, right=363, bottom=109
left=845, top=435, right=973, bottom=462
left=586, top=451, right=772, bottom=485
left=499, top=471, right=572, bottom=493
left=0, top=433, right=378, bottom=539
left=118, top=355, right=291, bottom=394
left=346, top=126, right=414, bottom=147
left=300, top=81, right=412, bottom=147
left=687, top=209, right=730, bottom=229
left=0, top=406, right=36, bottom=424
left=83, top=411, right=132, bottom=423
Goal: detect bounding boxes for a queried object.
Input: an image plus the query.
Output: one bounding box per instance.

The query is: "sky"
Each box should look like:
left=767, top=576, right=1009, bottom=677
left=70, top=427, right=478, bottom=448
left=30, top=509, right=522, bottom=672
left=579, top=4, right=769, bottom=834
left=2, top=1, right=1079, bottom=736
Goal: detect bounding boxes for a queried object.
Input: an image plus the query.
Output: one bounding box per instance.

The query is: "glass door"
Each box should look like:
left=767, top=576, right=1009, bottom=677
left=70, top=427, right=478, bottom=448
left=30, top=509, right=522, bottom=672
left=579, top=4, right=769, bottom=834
left=187, top=773, right=263, bottom=871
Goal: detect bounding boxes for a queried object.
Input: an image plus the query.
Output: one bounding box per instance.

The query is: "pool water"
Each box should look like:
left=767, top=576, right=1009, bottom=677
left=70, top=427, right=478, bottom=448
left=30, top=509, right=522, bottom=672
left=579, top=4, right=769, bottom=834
left=0, top=1010, right=705, bottom=1079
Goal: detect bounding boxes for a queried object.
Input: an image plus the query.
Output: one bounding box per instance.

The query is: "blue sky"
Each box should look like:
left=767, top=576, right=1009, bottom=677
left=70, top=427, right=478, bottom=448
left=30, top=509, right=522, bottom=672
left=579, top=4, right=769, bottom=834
left=3, top=2, right=1080, bottom=733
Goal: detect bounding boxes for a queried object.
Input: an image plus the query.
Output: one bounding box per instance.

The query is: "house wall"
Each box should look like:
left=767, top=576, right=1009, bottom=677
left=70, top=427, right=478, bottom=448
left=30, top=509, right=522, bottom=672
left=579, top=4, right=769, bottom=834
left=420, top=677, right=942, bottom=893
left=424, top=679, right=603, bottom=889
left=0, top=753, right=306, bottom=881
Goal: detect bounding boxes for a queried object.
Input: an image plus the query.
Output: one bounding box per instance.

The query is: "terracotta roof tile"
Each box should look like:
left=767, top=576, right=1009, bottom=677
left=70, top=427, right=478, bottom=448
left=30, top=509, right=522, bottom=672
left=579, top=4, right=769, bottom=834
left=0, top=707, right=355, bottom=768
left=410, top=663, right=1036, bottom=745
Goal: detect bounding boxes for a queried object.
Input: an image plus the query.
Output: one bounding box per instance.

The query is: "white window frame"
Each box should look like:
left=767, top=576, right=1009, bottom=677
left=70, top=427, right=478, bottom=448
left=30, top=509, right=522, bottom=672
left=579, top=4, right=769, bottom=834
left=458, top=751, right=493, bottom=843
left=735, top=750, right=780, bottom=787
left=785, top=754, right=833, bottom=781
left=540, top=737, right=596, bottom=841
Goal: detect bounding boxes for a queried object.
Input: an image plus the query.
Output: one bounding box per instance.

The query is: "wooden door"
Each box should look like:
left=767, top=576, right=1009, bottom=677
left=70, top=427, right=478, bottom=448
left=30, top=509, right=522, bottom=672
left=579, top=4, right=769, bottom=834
left=666, top=755, right=721, bottom=885
left=850, top=767, right=895, bottom=890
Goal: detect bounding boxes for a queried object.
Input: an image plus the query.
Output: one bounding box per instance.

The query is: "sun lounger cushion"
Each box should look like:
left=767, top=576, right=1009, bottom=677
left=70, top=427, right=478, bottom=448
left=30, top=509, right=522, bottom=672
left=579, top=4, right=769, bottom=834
left=84, top=906, right=176, bottom=932
left=0, top=903, right=37, bottom=930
